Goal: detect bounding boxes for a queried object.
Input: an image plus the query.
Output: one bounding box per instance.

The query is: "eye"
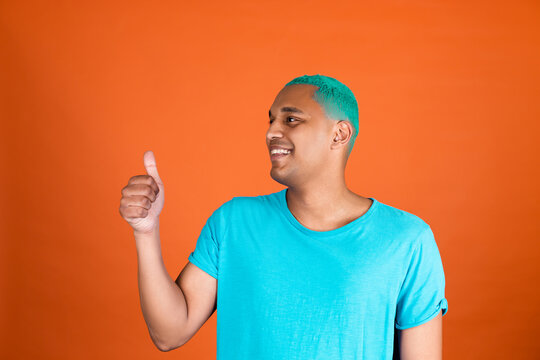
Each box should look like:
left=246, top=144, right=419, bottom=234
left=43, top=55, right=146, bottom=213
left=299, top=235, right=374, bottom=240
left=269, top=116, right=298, bottom=125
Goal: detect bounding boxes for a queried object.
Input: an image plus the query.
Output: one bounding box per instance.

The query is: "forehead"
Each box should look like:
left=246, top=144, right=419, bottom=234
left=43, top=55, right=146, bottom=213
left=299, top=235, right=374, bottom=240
left=269, top=84, right=324, bottom=116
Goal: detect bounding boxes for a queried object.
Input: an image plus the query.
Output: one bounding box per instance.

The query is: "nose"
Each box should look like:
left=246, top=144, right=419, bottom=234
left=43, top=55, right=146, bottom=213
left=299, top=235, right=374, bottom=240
left=266, top=120, right=284, bottom=143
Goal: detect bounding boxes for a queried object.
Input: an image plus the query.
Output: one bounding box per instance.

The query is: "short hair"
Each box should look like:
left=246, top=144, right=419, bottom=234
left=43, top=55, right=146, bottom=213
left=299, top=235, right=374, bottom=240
left=284, top=74, right=359, bottom=155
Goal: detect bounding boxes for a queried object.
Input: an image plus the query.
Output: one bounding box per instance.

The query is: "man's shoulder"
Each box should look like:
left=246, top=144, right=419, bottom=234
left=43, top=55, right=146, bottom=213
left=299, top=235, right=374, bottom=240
left=374, top=198, right=431, bottom=236
left=220, top=189, right=282, bottom=213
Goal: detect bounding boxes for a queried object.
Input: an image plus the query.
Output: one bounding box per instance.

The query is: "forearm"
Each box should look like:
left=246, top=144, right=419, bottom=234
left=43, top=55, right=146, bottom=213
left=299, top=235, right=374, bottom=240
left=134, top=224, right=188, bottom=351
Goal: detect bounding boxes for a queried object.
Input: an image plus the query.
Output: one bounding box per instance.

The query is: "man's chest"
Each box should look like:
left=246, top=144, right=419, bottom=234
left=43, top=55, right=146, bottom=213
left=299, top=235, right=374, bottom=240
left=219, top=223, right=408, bottom=313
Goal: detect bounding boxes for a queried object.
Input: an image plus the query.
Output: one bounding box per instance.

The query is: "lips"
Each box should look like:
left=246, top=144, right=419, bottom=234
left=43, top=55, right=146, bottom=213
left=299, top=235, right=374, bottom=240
left=269, top=146, right=293, bottom=151
left=270, top=149, right=292, bottom=161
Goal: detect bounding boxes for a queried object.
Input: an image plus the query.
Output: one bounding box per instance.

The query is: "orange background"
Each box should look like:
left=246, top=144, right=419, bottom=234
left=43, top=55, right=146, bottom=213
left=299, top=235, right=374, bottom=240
left=1, top=1, right=539, bottom=359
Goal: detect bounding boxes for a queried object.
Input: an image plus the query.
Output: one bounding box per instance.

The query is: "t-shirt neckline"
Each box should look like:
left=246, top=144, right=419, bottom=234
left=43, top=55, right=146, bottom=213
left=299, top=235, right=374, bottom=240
left=277, top=188, right=379, bottom=238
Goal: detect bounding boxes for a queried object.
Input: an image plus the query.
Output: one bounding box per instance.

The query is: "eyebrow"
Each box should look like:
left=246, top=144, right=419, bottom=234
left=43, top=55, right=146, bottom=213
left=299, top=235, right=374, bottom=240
left=268, top=106, right=305, bottom=118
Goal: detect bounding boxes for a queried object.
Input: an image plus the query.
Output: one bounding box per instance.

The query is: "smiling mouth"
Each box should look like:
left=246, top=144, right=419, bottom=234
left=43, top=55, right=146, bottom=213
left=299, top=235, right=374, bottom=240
left=270, top=150, right=292, bottom=161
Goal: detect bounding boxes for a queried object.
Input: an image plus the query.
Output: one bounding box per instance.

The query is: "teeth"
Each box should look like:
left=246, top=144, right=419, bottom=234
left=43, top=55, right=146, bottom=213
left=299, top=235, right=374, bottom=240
left=271, top=149, right=291, bottom=155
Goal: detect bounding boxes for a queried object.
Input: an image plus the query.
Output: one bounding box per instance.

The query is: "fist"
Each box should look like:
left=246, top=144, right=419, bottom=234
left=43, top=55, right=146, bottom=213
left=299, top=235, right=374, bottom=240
left=119, top=150, right=165, bottom=234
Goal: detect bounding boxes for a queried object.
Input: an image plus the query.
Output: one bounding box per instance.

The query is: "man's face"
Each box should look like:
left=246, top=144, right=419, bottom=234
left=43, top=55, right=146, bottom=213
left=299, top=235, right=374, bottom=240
left=266, top=84, right=336, bottom=187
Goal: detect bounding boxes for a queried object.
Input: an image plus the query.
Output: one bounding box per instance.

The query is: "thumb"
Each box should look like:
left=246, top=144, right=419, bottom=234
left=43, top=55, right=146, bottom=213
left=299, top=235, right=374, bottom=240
left=143, top=150, right=163, bottom=186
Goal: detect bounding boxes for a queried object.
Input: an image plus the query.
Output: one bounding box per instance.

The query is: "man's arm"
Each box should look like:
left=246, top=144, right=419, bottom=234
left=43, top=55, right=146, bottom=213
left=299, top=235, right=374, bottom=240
left=397, top=311, right=443, bottom=360
left=135, top=229, right=217, bottom=352
left=172, top=261, right=218, bottom=347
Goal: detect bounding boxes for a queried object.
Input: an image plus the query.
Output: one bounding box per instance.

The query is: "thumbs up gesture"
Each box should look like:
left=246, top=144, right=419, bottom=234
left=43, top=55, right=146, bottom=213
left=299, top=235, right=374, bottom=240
left=119, top=150, right=165, bottom=235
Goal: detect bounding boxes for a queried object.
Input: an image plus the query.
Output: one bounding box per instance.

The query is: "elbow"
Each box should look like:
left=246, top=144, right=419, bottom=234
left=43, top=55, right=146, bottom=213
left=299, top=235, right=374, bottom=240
left=155, top=341, right=173, bottom=352
left=154, top=339, right=184, bottom=352
left=150, top=332, right=188, bottom=352
left=151, top=336, right=171, bottom=352
left=155, top=337, right=189, bottom=352
left=157, top=345, right=173, bottom=352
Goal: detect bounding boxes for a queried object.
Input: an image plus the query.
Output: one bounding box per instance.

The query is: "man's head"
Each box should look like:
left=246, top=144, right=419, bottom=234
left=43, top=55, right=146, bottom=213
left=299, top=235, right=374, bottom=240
left=284, top=75, right=359, bottom=152
left=266, top=74, right=359, bottom=187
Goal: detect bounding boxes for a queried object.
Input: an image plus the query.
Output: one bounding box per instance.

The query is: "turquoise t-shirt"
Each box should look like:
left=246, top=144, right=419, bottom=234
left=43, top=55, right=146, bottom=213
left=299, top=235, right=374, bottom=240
left=188, top=188, right=448, bottom=359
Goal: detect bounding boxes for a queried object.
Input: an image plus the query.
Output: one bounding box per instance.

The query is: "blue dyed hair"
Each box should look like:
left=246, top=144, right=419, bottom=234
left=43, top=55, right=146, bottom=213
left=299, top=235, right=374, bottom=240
left=284, top=74, right=359, bottom=155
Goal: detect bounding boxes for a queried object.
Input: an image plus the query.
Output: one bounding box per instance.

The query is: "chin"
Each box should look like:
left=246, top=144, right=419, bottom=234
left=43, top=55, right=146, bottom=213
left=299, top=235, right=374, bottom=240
left=269, top=169, right=290, bottom=187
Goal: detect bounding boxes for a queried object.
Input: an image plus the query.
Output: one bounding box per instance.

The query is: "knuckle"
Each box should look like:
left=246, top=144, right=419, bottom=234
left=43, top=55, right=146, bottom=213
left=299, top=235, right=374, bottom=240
left=145, top=186, right=153, bottom=197
left=129, top=207, right=139, bottom=217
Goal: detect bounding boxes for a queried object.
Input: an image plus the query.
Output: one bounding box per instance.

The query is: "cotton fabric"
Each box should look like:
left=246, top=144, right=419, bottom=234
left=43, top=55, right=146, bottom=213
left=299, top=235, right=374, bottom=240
left=188, top=188, right=448, bottom=359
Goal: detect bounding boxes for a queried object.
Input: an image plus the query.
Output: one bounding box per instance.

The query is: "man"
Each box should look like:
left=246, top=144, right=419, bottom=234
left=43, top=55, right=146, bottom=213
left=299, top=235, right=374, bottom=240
left=119, top=74, right=448, bottom=359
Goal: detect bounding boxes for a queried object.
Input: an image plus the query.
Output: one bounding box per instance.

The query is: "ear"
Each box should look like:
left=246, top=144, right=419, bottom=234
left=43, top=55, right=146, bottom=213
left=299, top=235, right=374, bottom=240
left=330, top=120, right=353, bottom=150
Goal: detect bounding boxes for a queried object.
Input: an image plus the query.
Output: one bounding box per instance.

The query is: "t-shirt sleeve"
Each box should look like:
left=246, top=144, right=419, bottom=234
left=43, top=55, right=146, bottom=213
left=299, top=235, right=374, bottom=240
left=187, top=200, right=231, bottom=279
left=395, top=225, right=448, bottom=330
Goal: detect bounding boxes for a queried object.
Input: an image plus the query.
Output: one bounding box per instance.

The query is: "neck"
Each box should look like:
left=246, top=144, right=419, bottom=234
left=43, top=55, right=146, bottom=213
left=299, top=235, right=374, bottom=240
left=284, top=174, right=369, bottom=230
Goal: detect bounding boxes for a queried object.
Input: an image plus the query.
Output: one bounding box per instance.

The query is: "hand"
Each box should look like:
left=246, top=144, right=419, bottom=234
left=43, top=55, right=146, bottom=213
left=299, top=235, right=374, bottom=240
left=119, top=150, right=165, bottom=235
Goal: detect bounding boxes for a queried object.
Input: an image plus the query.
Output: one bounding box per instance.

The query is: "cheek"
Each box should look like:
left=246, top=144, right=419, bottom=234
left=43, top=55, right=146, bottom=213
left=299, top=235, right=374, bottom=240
left=296, top=143, right=325, bottom=163
left=291, top=128, right=330, bottom=159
